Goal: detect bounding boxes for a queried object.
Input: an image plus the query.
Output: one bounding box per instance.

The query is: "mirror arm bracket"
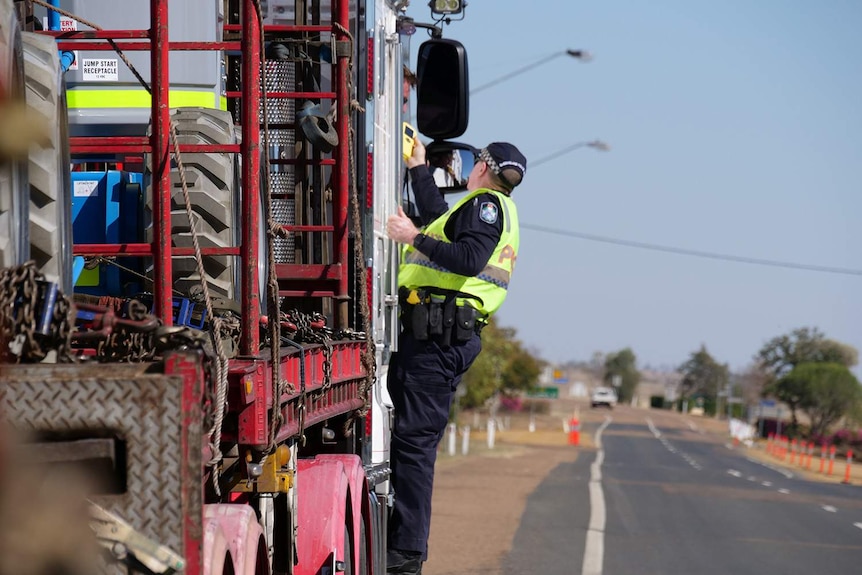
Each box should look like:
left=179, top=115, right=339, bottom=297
left=412, top=21, right=443, bottom=39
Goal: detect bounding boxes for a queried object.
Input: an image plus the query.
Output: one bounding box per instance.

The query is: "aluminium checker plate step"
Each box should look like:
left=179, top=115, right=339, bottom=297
left=0, top=357, right=203, bottom=574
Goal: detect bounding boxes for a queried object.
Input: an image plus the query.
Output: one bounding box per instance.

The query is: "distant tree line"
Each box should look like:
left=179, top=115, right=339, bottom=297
left=455, top=321, right=860, bottom=440
left=675, top=327, right=859, bottom=437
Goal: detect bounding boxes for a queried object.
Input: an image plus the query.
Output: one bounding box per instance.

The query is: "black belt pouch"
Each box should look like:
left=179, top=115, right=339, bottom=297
left=411, top=303, right=429, bottom=340
left=455, top=306, right=477, bottom=342
left=428, top=299, right=444, bottom=336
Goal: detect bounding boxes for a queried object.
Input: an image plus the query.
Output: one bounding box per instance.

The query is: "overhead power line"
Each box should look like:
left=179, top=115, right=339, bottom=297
left=521, top=223, right=862, bottom=277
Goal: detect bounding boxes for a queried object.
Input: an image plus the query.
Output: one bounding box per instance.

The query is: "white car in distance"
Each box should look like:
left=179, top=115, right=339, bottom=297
left=591, top=386, right=618, bottom=409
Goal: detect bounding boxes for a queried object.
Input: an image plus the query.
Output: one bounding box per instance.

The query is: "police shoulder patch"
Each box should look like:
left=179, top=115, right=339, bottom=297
left=479, top=201, right=498, bottom=224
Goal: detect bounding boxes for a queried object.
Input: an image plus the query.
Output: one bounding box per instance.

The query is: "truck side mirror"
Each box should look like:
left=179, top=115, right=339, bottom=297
left=416, top=39, right=469, bottom=140
left=425, top=141, right=476, bottom=194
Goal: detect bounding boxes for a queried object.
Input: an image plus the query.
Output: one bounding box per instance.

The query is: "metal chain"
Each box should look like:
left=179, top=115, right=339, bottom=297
left=95, top=328, right=156, bottom=363
left=71, top=295, right=209, bottom=362
left=51, top=280, right=74, bottom=361
left=285, top=310, right=334, bottom=390
left=0, top=262, right=73, bottom=363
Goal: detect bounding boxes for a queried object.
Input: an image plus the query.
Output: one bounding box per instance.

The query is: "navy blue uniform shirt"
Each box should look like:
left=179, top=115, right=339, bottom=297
left=407, top=165, right=504, bottom=277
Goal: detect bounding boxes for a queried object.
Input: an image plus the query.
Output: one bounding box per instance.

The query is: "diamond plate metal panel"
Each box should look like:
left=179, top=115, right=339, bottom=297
left=0, top=363, right=201, bottom=574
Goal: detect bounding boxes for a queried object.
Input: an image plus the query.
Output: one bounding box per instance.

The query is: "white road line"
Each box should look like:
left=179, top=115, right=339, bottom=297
left=746, top=457, right=795, bottom=479
left=727, top=469, right=742, bottom=478
left=778, top=488, right=791, bottom=494
left=853, top=523, right=862, bottom=530
left=646, top=418, right=661, bottom=438
left=646, top=417, right=701, bottom=470
left=747, top=476, right=757, bottom=482
left=582, top=415, right=612, bottom=575
left=822, top=505, right=837, bottom=513
left=762, top=481, right=772, bottom=487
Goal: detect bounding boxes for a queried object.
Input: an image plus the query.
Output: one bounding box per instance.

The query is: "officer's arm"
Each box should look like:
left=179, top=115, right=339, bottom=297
left=408, top=166, right=449, bottom=224
left=413, top=195, right=503, bottom=276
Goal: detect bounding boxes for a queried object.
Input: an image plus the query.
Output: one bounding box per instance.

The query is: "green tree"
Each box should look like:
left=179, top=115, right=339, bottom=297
left=771, top=367, right=810, bottom=434
left=604, top=348, right=639, bottom=403
left=756, top=328, right=859, bottom=431
left=756, top=327, right=858, bottom=381
left=502, top=345, right=543, bottom=393
left=679, top=345, right=728, bottom=416
left=790, top=363, right=862, bottom=438
left=819, top=340, right=859, bottom=368
left=458, top=318, right=542, bottom=410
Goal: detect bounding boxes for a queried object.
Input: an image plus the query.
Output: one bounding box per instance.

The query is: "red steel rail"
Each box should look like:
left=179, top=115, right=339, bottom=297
left=60, top=0, right=353, bottom=354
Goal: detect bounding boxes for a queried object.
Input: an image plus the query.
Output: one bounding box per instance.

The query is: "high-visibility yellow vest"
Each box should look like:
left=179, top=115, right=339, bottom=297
left=398, top=188, right=519, bottom=317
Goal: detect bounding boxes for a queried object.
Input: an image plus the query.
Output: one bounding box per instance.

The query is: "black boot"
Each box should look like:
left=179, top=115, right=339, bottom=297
left=387, top=548, right=423, bottom=574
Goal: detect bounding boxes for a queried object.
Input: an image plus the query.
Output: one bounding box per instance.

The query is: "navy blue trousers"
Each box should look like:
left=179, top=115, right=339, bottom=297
left=387, top=330, right=482, bottom=559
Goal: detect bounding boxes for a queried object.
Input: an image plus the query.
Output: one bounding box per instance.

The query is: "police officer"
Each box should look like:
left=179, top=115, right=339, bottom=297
left=385, top=139, right=526, bottom=574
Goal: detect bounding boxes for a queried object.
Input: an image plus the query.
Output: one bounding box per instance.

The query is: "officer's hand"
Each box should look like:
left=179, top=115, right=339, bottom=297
left=387, top=206, right=420, bottom=245
left=405, top=139, right=426, bottom=169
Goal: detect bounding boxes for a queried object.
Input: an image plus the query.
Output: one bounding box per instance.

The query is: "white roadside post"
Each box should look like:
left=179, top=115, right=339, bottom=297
left=487, top=418, right=496, bottom=449
left=447, top=422, right=457, bottom=456
left=461, top=426, right=470, bottom=455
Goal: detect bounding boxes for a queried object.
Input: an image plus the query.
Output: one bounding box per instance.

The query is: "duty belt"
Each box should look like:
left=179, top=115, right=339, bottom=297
left=398, top=287, right=487, bottom=345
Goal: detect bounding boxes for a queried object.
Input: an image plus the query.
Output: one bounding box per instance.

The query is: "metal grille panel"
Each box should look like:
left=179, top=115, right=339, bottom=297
left=0, top=365, right=201, bottom=574
left=261, top=59, right=296, bottom=262
left=273, top=197, right=295, bottom=261
left=262, top=61, right=294, bottom=122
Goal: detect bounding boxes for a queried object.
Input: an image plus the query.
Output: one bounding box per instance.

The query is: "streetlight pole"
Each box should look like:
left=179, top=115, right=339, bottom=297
left=471, top=49, right=592, bottom=94
left=531, top=140, right=610, bottom=168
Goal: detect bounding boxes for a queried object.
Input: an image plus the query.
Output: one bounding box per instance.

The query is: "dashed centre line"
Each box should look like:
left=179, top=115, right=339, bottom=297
left=725, top=469, right=862, bottom=530
left=647, top=417, right=701, bottom=471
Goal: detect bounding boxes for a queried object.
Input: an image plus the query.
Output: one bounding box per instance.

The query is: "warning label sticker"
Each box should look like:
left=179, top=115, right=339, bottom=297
left=82, top=58, right=118, bottom=82
left=74, top=180, right=100, bottom=198
left=60, top=18, right=78, bottom=70
left=59, top=16, right=76, bottom=31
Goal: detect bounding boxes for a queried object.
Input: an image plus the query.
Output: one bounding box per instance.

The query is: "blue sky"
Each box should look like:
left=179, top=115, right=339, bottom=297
left=405, top=0, right=861, bottom=375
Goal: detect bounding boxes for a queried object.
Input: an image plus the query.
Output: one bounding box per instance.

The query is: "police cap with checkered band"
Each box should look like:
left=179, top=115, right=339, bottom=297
left=479, top=142, right=527, bottom=192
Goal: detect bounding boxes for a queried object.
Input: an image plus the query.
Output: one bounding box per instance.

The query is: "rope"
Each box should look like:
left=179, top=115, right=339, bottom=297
left=168, top=121, right=229, bottom=497
left=332, top=22, right=376, bottom=435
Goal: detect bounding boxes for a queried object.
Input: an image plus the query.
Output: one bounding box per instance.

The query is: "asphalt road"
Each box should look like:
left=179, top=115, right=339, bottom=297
left=504, top=409, right=862, bottom=575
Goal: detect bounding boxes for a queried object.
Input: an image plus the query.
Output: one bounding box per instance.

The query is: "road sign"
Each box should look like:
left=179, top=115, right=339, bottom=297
left=552, top=370, right=568, bottom=384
